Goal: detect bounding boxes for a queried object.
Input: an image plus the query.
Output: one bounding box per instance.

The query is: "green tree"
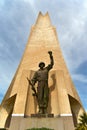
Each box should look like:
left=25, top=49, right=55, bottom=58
left=75, top=112, right=87, bottom=130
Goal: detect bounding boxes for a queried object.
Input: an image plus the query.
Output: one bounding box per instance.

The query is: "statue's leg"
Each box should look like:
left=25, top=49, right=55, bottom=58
left=43, top=85, right=49, bottom=114
left=37, top=82, right=44, bottom=114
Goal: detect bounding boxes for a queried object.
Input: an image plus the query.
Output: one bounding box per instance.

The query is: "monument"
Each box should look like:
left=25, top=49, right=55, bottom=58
left=0, top=12, right=85, bottom=130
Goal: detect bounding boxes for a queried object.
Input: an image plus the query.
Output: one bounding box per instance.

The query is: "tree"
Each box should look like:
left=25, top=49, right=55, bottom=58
left=75, top=112, right=87, bottom=130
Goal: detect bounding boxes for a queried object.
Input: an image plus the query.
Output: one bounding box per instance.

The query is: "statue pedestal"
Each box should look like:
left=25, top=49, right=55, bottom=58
left=0, top=128, right=7, bottom=130
left=31, top=114, right=54, bottom=118
left=9, top=115, right=75, bottom=130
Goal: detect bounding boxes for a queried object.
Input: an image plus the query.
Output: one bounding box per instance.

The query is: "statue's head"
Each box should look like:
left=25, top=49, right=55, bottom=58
left=39, top=62, right=45, bottom=69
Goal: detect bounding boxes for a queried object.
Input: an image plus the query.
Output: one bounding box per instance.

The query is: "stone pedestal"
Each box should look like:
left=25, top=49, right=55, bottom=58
left=31, top=114, right=54, bottom=118
left=0, top=128, right=8, bottom=130
left=9, top=116, right=75, bottom=130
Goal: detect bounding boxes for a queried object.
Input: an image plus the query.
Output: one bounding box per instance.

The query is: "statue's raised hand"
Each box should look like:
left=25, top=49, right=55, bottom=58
left=48, top=51, right=52, bottom=55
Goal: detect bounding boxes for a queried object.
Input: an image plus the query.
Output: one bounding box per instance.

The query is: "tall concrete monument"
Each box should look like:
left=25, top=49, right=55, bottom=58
left=0, top=12, right=85, bottom=130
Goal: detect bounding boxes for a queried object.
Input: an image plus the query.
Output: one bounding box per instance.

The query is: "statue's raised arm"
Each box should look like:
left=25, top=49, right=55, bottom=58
left=47, top=51, right=54, bottom=71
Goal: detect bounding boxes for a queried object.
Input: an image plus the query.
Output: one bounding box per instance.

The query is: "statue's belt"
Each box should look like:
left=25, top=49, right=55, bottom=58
left=38, top=79, right=48, bottom=81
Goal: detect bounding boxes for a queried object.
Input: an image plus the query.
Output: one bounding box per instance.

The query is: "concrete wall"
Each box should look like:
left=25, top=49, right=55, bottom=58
left=9, top=116, right=74, bottom=130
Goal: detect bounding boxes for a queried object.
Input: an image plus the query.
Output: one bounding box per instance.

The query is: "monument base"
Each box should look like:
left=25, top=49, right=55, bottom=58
left=9, top=115, right=75, bottom=130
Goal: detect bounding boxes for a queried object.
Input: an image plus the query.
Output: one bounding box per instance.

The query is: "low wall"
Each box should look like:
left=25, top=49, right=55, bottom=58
left=9, top=116, right=74, bottom=130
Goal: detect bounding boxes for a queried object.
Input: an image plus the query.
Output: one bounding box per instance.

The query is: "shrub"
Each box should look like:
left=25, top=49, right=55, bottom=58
left=26, top=127, right=54, bottom=130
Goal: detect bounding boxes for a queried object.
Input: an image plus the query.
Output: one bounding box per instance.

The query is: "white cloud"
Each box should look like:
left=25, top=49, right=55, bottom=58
left=0, top=0, right=5, bottom=7
left=72, top=74, right=87, bottom=83
left=23, top=0, right=34, bottom=5
left=23, top=0, right=37, bottom=15
left=57, top=1, right=87, bottom=72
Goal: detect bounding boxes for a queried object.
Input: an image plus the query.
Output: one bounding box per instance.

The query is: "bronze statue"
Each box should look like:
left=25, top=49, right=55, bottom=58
left=28, top=51, right=54, bottom=114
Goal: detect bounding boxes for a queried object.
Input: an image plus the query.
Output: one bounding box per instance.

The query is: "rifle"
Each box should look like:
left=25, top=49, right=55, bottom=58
left=27, top=78, right=38, bottom=99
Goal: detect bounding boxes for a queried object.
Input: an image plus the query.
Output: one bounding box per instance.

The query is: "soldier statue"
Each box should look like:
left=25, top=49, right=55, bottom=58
left=29, top=51, right=54, bottom=114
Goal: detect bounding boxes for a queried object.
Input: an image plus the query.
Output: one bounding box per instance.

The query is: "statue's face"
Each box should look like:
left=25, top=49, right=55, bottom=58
left=40, top=64, right=44, bottom=69
left=39, top=62, right=45, bottom=69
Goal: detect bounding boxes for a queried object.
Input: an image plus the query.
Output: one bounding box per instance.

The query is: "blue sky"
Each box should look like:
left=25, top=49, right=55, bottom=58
left=0, top=0, right=87, bottom=111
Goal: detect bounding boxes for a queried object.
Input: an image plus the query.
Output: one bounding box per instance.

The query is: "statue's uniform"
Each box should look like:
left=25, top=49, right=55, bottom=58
left=31, top=64, right=53, bottom=110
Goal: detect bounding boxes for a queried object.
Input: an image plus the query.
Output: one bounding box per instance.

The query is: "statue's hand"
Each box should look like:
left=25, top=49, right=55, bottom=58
left=48, top=51, right=52, bottom=55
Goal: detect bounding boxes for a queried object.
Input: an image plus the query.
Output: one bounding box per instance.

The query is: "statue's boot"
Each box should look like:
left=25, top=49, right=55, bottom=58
left=38, top=108, right=43, bottom=114
left=43, top=108, right=47, bottom=114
